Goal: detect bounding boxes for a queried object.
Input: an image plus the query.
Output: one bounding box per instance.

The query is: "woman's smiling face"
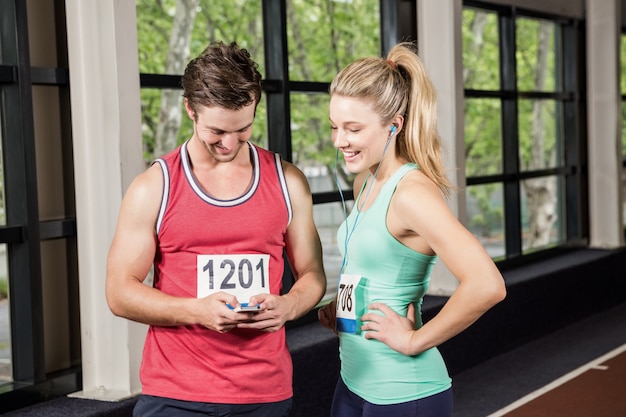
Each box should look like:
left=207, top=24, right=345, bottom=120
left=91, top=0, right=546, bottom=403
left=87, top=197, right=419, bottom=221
left=329, top=95, right=390, bottom=174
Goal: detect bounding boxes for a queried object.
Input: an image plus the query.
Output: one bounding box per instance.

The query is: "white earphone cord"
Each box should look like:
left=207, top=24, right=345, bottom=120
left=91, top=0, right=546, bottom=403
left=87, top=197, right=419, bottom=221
left=333, top=128, right=395, bottom=277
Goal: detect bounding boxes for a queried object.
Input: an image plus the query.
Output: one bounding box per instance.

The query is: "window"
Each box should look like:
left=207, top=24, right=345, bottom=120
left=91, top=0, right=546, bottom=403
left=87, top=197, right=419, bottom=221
left=0, top=0, right=79, bottom=406
left=463, top=2, right=587, bottom=263
left=136, top=0, right=266, bottom=164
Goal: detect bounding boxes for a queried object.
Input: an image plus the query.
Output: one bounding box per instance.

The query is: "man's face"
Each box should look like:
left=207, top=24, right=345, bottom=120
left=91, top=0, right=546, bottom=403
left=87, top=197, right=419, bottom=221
left=187, top=101, right=256, bottom=163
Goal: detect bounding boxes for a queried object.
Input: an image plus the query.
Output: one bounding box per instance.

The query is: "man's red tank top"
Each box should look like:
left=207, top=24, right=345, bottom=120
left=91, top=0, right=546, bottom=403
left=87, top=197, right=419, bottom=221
left=139, top=141, right=293, bottom=403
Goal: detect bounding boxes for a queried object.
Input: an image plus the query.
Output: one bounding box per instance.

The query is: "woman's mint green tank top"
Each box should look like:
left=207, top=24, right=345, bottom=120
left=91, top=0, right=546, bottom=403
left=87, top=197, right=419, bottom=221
left=336, top=163, right=451, bottom=405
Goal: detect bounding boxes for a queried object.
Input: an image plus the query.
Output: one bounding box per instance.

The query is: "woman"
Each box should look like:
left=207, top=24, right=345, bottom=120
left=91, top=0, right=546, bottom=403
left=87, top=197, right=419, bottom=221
left=318, top=42, right=506, bottom=417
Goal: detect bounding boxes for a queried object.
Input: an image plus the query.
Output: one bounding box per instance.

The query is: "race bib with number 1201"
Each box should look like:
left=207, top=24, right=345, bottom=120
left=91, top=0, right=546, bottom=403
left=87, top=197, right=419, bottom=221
left=197, top=254, right=269, bottom=303
left=335, top=274, right=363, bottom=334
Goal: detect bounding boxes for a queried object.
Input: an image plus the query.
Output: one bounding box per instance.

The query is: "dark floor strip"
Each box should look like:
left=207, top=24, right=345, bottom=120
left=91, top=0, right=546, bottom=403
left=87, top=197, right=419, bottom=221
left=451, top=301, right=626, bottom=417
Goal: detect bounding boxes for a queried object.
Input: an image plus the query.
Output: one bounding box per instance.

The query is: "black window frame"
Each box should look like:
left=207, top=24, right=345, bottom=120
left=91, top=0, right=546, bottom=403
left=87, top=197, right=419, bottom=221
left=0, top=0, right=80, bottom=411
left=463, top=1, right=588, bottom=270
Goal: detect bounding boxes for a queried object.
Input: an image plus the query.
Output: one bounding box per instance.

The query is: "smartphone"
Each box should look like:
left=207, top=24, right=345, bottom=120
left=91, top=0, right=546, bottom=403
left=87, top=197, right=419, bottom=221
left=227, top=302, right=262, bottom=313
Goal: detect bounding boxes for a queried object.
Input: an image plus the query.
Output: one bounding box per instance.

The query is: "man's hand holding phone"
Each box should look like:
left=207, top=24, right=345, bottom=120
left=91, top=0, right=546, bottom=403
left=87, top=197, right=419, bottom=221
left=227, top=302, right=262, bottom=313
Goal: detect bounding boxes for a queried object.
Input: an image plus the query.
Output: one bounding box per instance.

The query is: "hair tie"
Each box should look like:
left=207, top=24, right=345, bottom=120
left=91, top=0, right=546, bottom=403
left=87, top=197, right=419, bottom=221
left=386, top=59, right=397, bottom=70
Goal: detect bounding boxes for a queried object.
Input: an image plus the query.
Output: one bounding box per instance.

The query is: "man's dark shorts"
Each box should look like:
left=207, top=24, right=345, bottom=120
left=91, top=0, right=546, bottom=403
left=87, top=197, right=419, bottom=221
left=133, top=394, right=293, bottom=417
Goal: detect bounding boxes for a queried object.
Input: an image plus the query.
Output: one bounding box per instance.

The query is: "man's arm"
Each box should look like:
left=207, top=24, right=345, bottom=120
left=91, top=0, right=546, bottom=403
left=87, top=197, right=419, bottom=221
left=241, top=161, right=327, bottom=331
left=105, top=164, right=244, bottom=332
left=280, top=161, right=327, bottom=320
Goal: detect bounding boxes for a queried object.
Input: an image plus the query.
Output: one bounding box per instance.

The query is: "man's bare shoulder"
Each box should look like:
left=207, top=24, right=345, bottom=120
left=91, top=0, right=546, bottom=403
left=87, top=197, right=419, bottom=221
left=118, top=163, right=165, bottom=223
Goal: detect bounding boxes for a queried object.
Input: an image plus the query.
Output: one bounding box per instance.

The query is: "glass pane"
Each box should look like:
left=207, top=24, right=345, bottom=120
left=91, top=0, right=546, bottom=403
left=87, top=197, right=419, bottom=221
left=621, top=33, right=626, bottom=93
left=518, top=99, right=562, bottom=171
left=623, top=164, right=626, bottom=228
left=290, top=92, right=347, bottom=193
left=0, top=130, right=4, bottom=227
left=464, top=98, right=502, bottom=176
left=0, top=244, right=10, bottom=382
left=314, top=201, right=353, bottom=304
left=516, top=17, right=558, bottom=92
left=521, top=176, right=565, bottom=252
left=462, top=8, right=500, bottom=90
left=136, top=0, right=264, bottom=76
left=140, top=88, right=268, bottom=164
left=622, top=101, right=626, bottom=160
left=287, top=0, right=380, bottom=82
left=140, top=88, right=190, bottom=164
left=41, top=240, right=75, bottom=373
left=466, top=184, right=505, bottom=260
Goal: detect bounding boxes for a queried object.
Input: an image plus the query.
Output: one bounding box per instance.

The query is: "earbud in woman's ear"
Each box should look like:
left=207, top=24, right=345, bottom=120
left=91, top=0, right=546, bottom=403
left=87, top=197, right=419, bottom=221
left=389, top=125, right=397, bottom=136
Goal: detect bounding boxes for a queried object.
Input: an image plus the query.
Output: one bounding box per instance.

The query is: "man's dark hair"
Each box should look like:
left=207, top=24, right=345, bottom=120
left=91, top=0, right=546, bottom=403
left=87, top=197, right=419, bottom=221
left=181, top=41, right=262, bottom=116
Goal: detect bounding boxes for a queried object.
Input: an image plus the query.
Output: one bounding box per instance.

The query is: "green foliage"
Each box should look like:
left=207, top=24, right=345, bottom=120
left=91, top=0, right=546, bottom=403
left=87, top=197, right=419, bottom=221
left=462, top=8, right=499, bottom=90
left=136, top=0, right=266, bottom=163
left=136, top=0, right=380, bottom=181
left=462, top=9, right=502, bottom=180
left=0, top=277, right=7, bottom=299
left=467, top=184, right=503, bottom=239
left=463, top=9, right=561, bottom=243
left=136, top=0, right=174, bottom=74
left=516, top=18, right=556, bottom=92
left=464, top=98, right=502, bottom=176
left=287, top=0, right=379, bottom=178
left=622, top=34, right=626, bottom=93
left=287, top=0, right=379, bottom=82
left=622, top=102, right=626, bottom=158
left=463, top=11, right=560, bottom=178
left=517, top=99, right=558, bottom=170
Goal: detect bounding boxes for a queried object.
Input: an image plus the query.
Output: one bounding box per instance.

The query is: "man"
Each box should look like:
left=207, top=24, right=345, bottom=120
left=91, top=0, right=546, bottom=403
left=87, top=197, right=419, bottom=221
left=106, top=41, right=326, bottom=417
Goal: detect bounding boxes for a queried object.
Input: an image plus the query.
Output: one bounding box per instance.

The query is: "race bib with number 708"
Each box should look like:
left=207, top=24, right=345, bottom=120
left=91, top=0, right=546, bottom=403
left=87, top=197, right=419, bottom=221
left=197, top=254, right=270, bottom=303
left=335, top=274, right=363, bottom=334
